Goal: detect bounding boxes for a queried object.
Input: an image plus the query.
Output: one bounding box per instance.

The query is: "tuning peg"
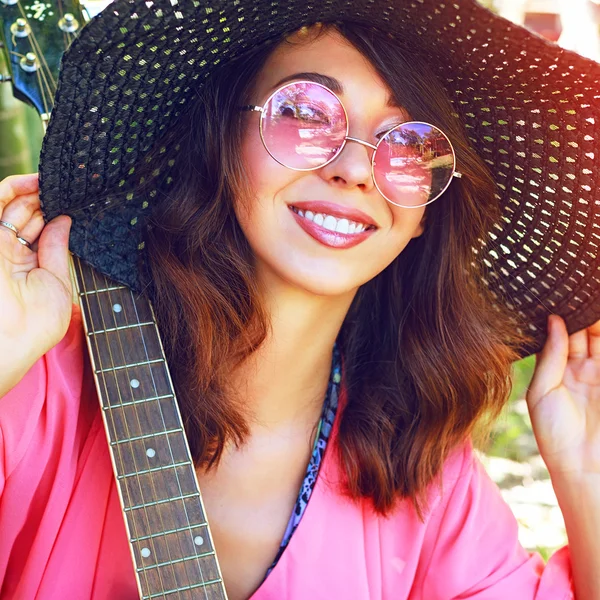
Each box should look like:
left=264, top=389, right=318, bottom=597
left=0, top=0, right=19, bottom=6
left=58, top=13, right=80, bottom=33
left=0, top=74, right=12, bottom=84
left=19, top=52, right=38, bottom=73
left=10, top=18, right=31, bottom=38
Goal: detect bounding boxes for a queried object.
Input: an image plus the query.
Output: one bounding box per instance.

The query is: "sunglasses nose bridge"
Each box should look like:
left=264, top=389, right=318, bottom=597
left=344, top=136, right=378, bottom=152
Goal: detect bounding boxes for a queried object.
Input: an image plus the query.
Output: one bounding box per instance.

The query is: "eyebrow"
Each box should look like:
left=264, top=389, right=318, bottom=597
left=272, top=71, right=401, bottom=109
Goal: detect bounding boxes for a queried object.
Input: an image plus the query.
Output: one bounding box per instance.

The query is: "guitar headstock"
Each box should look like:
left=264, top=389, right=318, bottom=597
left=0, top=0, right=86, bottom=120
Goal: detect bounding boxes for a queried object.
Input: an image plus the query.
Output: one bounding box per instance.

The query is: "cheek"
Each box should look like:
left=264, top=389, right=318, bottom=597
left=389, top=204, right=426, bottom=241
left=236, top=123, right=295, bottom=249
left=239, top=119, right=295, bottom=211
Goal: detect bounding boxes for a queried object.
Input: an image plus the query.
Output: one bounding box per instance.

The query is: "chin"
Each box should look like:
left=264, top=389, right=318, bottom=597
left=276, top=266, right=365, bottom=297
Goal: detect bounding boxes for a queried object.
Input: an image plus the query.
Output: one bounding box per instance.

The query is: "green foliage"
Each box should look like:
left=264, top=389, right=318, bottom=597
left=488, top=355, right=537, bottom=461
left=476, top=0, right=499, bottom=12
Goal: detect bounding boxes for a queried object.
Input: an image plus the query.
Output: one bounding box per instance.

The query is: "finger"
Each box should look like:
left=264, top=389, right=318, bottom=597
left=0, top=174, right=39, bottom=213
left=527, top=315, right=569, bottom=407
left=16, top=210, right=45, bottom=248
left=0, top=191, right=41, bottom=232
left=36, top=215, right=72, bottom=293
left=567, top=327, right=589, bottom=358
left=589, top=319, right=600, bottom=358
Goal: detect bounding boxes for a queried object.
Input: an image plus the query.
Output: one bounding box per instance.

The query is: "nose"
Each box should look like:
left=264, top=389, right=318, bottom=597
left=318, top=137, right=376, bottom=193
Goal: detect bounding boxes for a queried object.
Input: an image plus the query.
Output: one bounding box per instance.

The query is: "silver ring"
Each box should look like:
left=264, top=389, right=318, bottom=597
left=0, top=220, right=19, bottom=236
left=16, top=236, right=31, bottom=248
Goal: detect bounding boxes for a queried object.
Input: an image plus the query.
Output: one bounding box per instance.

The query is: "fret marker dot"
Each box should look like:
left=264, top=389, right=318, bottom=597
left=146, top=448, right=156, bottom=458
left=130, top=379, right=140, bottom=388
left=194, top=536, right=204, bottom=547
left=113, top=303, right=122, bottom=313
left=141, top=547, right=151, bottom=558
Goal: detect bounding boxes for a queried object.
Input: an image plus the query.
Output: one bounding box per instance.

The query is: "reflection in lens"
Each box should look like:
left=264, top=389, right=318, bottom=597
left=261, top=82, right=347, bottom=169
left=373, top=122, right=455, bottom=207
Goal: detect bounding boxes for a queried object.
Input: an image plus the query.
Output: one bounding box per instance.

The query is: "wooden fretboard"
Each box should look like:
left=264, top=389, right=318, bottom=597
left=72, top=256, right=228, bottom=600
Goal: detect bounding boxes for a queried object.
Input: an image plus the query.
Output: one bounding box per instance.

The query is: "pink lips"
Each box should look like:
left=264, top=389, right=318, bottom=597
left=288, top=204, right=377, bottom=249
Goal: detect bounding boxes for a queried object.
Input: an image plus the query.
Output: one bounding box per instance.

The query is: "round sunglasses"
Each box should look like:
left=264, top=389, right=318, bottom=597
left=242, top=80, right=462, bottom=209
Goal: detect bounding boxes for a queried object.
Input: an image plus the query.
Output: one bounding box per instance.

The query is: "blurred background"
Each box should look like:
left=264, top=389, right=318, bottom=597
left=1, top=0, right=599, bottom=562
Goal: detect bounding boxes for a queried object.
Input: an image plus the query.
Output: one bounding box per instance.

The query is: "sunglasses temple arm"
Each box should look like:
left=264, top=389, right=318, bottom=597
left=453, top=172, right=463, bottom=178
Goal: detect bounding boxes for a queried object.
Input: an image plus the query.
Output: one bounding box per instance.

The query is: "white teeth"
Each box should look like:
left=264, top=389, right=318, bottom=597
left=322, top=215, right=337, bottom=232
left=291, top=206, right=372, bottom=234
left=336, top=218, right=350, bottom=234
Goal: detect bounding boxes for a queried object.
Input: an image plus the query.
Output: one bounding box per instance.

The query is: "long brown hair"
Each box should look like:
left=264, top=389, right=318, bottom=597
left=143, top=22, right=533, bottom=517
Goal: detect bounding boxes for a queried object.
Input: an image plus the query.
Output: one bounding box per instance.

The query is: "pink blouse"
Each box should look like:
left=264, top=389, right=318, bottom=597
left=0, top=307, right=574, bottom=599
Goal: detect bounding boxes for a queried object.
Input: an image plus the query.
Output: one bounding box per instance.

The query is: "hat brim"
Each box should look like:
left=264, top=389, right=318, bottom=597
left=39, top=0, right=600, bottom=358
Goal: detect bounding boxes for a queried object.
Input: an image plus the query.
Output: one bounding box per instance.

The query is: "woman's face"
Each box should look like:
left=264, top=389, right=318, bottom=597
left=237, top=29, right=427, bottom=297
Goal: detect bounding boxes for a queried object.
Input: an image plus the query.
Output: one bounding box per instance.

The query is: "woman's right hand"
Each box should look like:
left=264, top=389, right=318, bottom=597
left=0, top=173, right=73, bottom=398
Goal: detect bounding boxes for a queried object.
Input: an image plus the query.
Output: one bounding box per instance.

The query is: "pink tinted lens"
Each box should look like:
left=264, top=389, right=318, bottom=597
left=373, top=122, right=455, bottom=207
left=261, top=82, right=347, bottom=169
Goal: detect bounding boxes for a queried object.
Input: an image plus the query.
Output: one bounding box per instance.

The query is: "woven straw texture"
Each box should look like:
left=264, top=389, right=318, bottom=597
left=38, top=0, right=600, bottom=358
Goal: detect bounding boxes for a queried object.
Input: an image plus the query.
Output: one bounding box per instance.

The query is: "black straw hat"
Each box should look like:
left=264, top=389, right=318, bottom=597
left=38, top=0, right=600, bottom=358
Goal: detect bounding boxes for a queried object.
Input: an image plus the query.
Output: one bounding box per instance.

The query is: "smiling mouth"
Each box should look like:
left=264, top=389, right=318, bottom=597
left=289, top=206, right=377, bottom=235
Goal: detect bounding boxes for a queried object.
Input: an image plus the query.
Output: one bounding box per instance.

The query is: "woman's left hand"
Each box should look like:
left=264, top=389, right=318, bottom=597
left=526, top=315, right=600, bottom=480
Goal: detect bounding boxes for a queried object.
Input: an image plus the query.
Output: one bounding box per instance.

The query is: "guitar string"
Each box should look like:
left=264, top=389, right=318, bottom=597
left=17, top=0, right=59, bottom=83
left=72, top=257, right=155, bottom=598
left=125, top=283, right=212, bottom=598
left=6, top=46, right=55, bottom=119
left=88, top=266, right=171, bottom=599
left=12, top=2, right=58, bottom=118
left=56, top=0, right=70, bottom=59
left=101, top=274, right=196, bottom=595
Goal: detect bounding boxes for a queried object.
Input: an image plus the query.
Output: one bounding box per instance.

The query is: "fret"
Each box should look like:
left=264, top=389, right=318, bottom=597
left=138, top=551, right=216, bottom=572
left=95, top=359, right=165, bottom=374
left=88, top=321, right=157, bottom=335
left=126, top=492, right=200, bottom=512
left=102, top=394, right=174, bottom=409
left=131, top=522, right=213, bottom=564
left=125, top=494, right=207, bottom=537
left=147, top=579, right=225, bottom=600
left=119, top=464, right=199, bottom=507
left=98, top=361, right=174, bottom=405
left=118, top=460, right=193, bottom=479
left=139, top=552, right=222, bottom=599
left=104, top=397, right=183, bottom=441
left=76, top=264, right=118, bottom=294
left=87, top=323, right=165, bottom=369
left=111, top=428, right=184, bottom=445
left=138, top=553, right=222, bottom=597
left=156, top=583, right=226, bottom=600
left=80, top=282, right=154, bottom=330
left=132, top=523, right=209, bottom=543
left=79, top=285, right=127, bottom=295
left=107, top=430, right=191, bottom=477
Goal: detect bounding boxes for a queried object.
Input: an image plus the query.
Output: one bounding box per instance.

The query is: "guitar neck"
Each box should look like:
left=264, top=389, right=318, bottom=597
left=72, top=255, right=228, bottom=599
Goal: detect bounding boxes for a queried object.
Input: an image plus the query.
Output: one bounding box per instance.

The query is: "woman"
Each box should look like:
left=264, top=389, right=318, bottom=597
left=0, top=1, right=599, bottom=598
